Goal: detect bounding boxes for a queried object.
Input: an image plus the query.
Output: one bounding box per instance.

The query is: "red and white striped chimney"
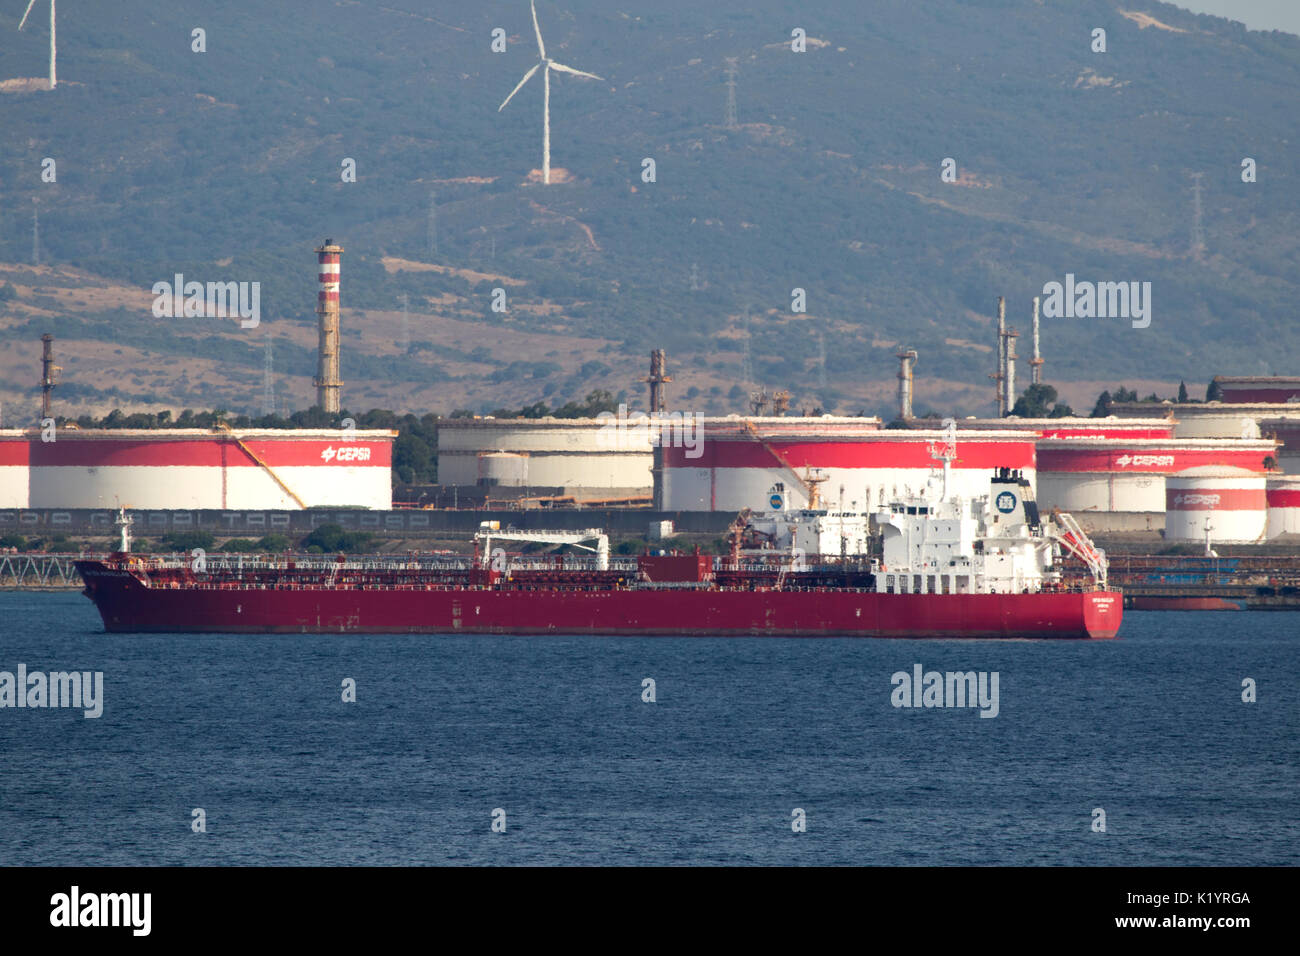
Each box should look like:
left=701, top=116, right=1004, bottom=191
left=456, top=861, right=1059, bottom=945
left=313, top=240, right=343, bottom=412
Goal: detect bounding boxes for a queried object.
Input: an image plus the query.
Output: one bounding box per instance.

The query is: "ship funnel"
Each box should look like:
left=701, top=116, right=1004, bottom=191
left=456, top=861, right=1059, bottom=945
left=989, top=467, right=1037, bottom=529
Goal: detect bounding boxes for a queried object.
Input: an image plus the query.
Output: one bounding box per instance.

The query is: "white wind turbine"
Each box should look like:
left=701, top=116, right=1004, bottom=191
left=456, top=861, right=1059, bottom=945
left=498, top=0, right=603, bottom=185
left=18, top=0, right=56, bottom=90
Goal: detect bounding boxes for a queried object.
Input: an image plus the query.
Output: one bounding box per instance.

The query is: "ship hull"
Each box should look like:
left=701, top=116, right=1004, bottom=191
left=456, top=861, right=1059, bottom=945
left=76, top=563, right=1121, bottom=638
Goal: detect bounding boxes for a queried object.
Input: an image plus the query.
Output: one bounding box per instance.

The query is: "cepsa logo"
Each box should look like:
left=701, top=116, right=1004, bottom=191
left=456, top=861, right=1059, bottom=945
left=320, top=446, right=372, bottom=463
left=1115, top=454, right=1175, bottom=468
left=1174, top=494, right=1221, bottom=507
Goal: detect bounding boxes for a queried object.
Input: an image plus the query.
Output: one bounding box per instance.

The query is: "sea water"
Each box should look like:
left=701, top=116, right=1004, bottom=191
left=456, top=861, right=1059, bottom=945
left=0, top=592, right=1295, bottom=865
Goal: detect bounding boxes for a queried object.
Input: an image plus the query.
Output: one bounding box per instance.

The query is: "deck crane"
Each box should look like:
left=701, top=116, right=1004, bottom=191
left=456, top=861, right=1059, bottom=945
left=474, top=524, right=610, bottom=571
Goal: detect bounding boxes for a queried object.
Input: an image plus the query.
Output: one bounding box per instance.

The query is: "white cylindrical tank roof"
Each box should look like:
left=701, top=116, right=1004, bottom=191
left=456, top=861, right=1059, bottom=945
left=1168, top=465, right=1259, bottom=479
left=960, top=416, right=1175, bottom=439
left=1173, top=415, right=1262, bottom=439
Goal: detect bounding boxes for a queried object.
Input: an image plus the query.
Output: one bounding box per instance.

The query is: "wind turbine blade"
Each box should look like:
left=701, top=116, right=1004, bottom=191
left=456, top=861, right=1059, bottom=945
left=19, top=0, right=38, bottom=30
left=548, top=62, right=603, bottom=81
left=531, top=0, right=546, bottom=60
left=498, top=62, right=540, bottom=111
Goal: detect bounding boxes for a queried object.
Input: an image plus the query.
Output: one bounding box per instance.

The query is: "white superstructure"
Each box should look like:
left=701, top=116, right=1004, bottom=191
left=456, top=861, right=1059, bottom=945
left=871, top=467, right=1065, bottom=595
left=739, top=422, right=1108, bottom=596
left=747, top=507, right=871, bottom=559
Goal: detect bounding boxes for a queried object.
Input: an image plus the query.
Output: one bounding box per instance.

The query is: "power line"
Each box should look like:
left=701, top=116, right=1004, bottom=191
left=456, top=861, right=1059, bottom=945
left=427, top=188, right=438, bottom=258
left=261, top=331, right=275, bottom=416
left=818, top=331, right=827, bottom=397
left=741, top=308, right=754, bottom=386
left=1190, top=172, right=1206, bottom=261
left=398, top=293, right=410, bottom=354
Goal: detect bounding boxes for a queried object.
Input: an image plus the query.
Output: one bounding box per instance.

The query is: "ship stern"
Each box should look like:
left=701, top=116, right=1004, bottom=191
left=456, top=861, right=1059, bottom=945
left=1082, top=591, right=1122, bottom=639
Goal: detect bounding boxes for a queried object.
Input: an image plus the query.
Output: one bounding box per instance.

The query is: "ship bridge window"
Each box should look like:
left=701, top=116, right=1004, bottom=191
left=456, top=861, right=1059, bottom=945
left=907, top=507, right=917, bottom=515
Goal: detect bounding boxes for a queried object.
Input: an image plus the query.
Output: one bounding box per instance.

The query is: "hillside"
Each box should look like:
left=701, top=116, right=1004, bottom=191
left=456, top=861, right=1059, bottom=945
left=1, top=0, right=1297, bottom=421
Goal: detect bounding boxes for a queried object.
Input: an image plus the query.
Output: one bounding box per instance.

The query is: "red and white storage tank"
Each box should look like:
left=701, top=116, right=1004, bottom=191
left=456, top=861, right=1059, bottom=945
left=660, top=418, right=1038, bottom=512
left=0, top=430, right=28, bottom=509
left=1165, top=466, right=1267, bottom=544
left=1037, top=438, right=1276, bottom=518
left=956, top=416, right=1175, bottom=440
left=1265, top=474, right=1300, bottom=538
left=1, top=429, right=394, bottom=510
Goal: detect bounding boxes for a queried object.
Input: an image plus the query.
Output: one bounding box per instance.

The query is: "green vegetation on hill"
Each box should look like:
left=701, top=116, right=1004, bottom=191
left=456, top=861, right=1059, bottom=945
left=301, top=524, right=374, bottom=554
left=1012, top=384, right=1074, bottom=419
left=480, top=389, right=620, bottom=419
left=2, top=0, right=1298, bottom=419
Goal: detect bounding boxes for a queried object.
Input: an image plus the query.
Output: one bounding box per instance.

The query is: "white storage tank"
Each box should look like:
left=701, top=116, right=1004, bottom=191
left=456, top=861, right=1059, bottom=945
left=437, top=418, right=653, bottom=491
left=1165, top=466, right=1266, bottom=544
left=1173, top=414, right=1261, bottom=439
left=1036, top=469, right=1164, bottom=514
left=1265, top=475, right=1300, bottom=538
left=477, top=452, right=529, bottom=487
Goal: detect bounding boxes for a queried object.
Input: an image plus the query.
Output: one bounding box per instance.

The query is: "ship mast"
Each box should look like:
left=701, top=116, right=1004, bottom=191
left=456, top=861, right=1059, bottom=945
left=927, top=417, right=958, bottom=500
left=114, top=507, right=133, bottom=554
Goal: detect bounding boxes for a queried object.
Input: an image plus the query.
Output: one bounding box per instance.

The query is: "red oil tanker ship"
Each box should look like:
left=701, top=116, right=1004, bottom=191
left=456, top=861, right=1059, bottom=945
left=75, top=442, right=1122, bottom=639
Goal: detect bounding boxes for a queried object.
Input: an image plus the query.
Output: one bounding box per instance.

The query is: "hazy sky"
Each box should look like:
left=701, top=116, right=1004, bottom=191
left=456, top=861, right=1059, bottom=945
left=1169, top=1, right=1300, bottom=35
